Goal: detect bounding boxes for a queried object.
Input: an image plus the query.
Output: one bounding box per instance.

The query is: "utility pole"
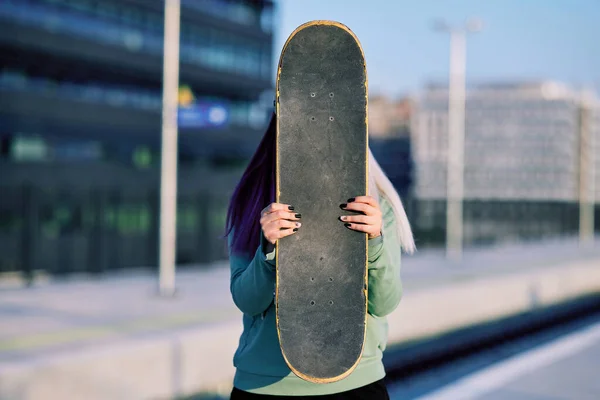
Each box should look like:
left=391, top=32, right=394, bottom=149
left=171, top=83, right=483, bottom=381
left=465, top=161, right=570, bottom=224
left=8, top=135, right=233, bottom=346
left=579, top=89, right=596, bottom=246
left=434, top=19, right=482, bottom=260
left=159, top=0, right=181, bottom=296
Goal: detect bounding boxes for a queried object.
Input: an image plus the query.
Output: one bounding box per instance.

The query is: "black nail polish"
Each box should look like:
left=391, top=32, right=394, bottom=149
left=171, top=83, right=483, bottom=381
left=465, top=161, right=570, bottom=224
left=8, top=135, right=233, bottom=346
left=295, top=213, right=302, bottom=218
left=340, top=203, right=347, bottom=209
left=347, top=197, right=355, bottom=202
left=344, top=223, right=351, bottom=227
left=338, top=216, right=343, bottom=221
left=288, top=205, right=295, bottom=211
left=293, top=228, right=299, bottom=232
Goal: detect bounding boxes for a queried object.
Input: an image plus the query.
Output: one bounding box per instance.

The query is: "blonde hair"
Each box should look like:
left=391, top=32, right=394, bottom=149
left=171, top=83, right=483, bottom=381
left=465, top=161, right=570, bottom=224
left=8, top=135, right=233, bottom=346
left=368, top=149, right=416, bottom=254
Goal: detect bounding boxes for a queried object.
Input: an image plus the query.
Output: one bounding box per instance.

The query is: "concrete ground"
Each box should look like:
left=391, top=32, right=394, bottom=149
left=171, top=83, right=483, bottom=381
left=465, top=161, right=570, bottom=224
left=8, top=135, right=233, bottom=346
left=415, top=318, right=600, bottom=400
left=0, top=237, right=599, bottom=399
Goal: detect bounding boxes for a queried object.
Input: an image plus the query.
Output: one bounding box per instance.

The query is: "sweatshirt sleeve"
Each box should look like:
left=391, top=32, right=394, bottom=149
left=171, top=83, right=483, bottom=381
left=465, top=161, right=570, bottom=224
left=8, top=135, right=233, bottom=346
left=229, top=232, right=277, bottom=317
left=367, top=197, right=403, bottom=317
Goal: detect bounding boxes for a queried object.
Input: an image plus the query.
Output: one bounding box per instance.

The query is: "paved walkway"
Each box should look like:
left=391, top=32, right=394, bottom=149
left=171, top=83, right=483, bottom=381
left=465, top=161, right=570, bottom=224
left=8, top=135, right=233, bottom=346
left=1, top=237, right=599, bottom=362
left=417, top=317, right=600, bottom=400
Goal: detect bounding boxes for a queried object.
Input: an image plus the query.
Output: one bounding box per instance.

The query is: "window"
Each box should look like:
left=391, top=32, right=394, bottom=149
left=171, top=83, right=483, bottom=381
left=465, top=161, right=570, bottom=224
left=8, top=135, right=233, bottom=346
left=145, top=12, right=163, bottom=32
left=121, top=6, right=143, bottom=26
left=260, top=4, right=274, bottom=33
left=261, top=45, right=272, bottom=79
left=97, top=2, right=118, bottom=21
left=68, top=0, right=92, bottom=13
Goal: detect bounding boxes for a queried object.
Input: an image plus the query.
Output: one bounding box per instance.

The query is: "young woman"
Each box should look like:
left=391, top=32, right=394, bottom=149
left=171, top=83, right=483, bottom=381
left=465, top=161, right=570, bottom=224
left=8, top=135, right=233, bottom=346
left=225, top=113, right=416, bottom=399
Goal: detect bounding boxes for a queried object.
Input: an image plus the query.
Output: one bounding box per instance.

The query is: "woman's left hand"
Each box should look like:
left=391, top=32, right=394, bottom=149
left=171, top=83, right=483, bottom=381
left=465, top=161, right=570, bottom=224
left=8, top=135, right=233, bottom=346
left=339, top=196, right=382, bottom=239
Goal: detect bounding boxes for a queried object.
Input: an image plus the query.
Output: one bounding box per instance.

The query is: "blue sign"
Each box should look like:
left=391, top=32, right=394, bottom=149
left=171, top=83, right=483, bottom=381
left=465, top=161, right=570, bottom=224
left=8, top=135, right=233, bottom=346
left=178, top=101, right=229, bottom=129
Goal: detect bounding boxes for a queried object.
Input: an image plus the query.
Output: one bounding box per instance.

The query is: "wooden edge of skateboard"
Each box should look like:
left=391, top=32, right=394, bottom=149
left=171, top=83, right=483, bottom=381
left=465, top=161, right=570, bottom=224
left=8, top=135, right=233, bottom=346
left=273, top=20, right=371, bottom=384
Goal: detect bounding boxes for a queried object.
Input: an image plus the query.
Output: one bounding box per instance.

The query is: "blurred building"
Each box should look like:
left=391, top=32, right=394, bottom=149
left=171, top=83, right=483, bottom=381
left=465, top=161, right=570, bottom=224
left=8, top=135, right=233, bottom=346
left=414, top=81, right=600, bottom=201
left=370, top=136, right=414, bottom=198
left=0, top=0, right=277, bottom=277
left=412, top=81, right=600, bottom=245
left=0, top=0, right=276, bottom=166
left=368, top=95, right=415, bottom=198
left=368, top=95, right=413, bottom=137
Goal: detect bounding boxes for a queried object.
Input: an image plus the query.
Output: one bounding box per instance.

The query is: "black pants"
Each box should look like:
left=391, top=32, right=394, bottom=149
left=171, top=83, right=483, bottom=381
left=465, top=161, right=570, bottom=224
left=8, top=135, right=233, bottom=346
left=230, top=378, right=390, bottom=399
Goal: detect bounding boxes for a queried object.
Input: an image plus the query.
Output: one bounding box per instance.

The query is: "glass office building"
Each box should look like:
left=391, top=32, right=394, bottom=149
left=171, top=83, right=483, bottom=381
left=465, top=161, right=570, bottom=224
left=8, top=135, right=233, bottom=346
left=412, top=81, right=600, bottom=244
left=414, top=81, right=600, bottom=202
left=0, top=0, right=276, bottom=165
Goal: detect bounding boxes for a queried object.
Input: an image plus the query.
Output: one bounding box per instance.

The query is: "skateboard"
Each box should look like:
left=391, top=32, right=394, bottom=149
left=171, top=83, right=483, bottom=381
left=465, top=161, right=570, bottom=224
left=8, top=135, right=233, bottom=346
left=275, top=20, right=368, bottom=383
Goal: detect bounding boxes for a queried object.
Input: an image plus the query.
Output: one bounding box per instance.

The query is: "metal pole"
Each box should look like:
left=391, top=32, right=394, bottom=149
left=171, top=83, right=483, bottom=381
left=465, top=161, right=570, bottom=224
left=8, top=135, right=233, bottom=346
left=159, top=0, right=181, bottom=296
left=579, top=89, right=595, bottom=246
left=593, top=97, right=598, bottom=242
left=446, top=30, right=466, bottom=260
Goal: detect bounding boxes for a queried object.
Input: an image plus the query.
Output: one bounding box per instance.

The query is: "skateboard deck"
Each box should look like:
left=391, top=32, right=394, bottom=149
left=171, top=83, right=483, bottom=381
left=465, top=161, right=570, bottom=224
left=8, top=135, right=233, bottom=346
left=275, top=20, right=368, bottom=383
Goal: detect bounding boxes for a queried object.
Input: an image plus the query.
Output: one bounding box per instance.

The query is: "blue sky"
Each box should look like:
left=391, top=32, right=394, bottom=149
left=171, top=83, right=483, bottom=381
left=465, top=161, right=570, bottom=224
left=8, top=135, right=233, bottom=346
left=272, top=0, right=600, bottom=97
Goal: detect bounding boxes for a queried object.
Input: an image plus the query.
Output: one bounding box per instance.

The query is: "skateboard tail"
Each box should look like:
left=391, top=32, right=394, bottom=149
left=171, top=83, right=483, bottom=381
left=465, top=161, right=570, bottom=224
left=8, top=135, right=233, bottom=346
left=274, top=20, right=370, bottom=384
left=275, top=20, right=369, bottom=154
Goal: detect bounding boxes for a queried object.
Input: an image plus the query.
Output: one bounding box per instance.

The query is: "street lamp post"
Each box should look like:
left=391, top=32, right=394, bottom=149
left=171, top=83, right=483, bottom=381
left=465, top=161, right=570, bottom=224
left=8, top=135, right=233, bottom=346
left=159, top=0, right=181, bottom=297
left=434, top=19, right=482, bottom=260
left=579, top=88, right=596, bottom=246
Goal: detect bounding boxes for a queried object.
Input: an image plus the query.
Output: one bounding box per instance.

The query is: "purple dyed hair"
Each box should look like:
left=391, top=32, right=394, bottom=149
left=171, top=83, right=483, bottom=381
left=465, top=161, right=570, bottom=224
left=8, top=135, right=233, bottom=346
left=225, top=113, right=276, bottom=256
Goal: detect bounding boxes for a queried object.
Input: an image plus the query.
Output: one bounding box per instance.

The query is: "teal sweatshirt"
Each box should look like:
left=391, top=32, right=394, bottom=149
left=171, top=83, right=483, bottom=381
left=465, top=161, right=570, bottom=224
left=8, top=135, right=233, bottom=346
left=228, top=196, right=403, bottom=396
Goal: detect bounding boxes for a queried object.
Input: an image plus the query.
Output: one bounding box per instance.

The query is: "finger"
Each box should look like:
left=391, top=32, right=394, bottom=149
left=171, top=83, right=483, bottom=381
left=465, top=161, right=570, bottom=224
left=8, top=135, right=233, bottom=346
left=266, top=219, right=301, bottom=231
left=264, top=226, right=299, bottom=244
left=261, top=202, right=295, bottom=216
left=341, top=201, right=378, bottom=216
left=261, top=210, right=301, bottom=225
left=265, top=224, right=299, bottom=240
left=343, top=222, right=377, bottom=235
left=275, top=227, right=299, bottom=240
left=339, top=215, right=374, bottom=225
left=347, top=196, right=378, bottom=207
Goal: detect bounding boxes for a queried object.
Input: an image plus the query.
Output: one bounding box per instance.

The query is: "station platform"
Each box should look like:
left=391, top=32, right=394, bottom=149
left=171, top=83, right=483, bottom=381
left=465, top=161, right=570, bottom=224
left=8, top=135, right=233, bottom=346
left=0, top=237, right=599, bottom=399
left=417, top=319, right=600, bottom=400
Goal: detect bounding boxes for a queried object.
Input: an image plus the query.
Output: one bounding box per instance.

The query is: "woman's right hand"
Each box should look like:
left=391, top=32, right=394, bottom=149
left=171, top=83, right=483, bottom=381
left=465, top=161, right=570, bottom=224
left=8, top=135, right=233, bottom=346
left=260, top=203, right=302, bottom=244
